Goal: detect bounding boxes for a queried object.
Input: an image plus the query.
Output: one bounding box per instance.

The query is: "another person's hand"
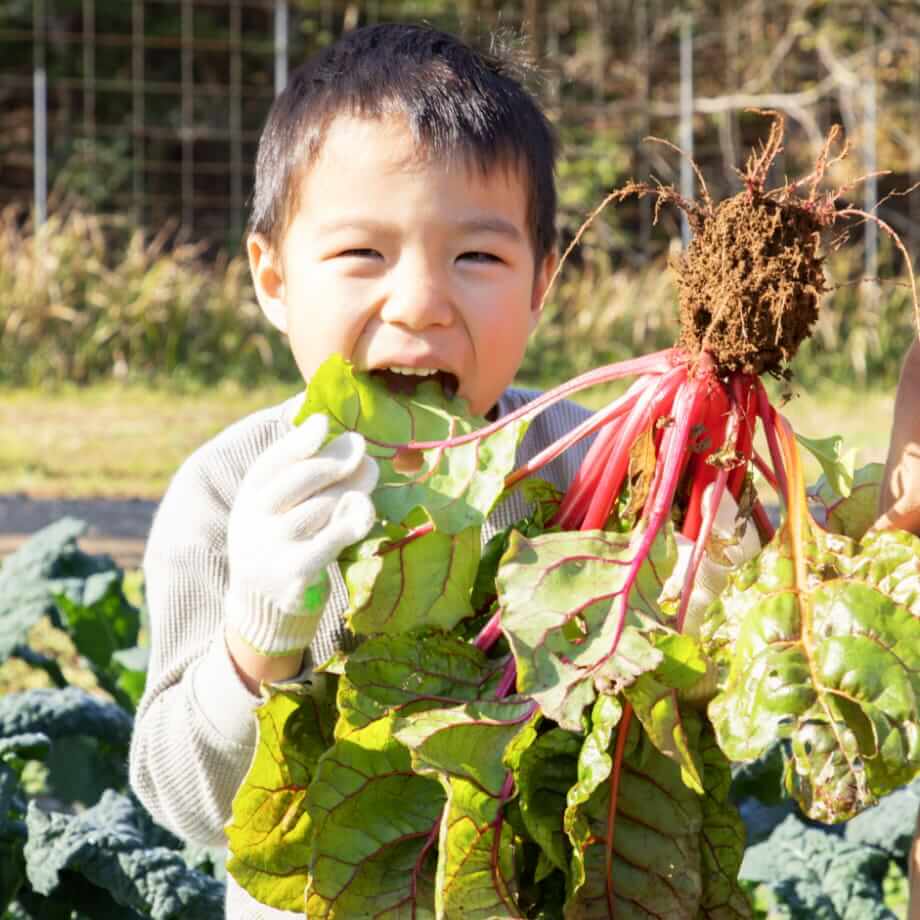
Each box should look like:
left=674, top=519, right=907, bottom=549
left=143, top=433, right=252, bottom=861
left=872, top=339, right=920, bottom=920
left=661, top=486, right=762, bottom=637
left=874, top=339, right=920, bottom=534
left=225, top=413, right=378, bottom=664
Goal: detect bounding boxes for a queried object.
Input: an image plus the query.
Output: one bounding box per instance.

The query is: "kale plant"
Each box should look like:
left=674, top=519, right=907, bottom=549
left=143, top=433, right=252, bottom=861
left=0, top=520, right=224, bottom=919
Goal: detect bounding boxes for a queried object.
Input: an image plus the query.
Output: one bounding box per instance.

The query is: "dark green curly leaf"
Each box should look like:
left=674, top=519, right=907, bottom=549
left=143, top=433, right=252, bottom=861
left=0, top=688, right=132, bottom=750
left=305, top=714, right=443, bottom=918
left=341, top=516, right=480, bottom=636
left=497, top=526, right=676, bottom=730
left=0, top=519, right=118, bottom=663
left=0, top=761, right=27, bottom=914
left=23, top=791, right=224, bottom=919
left=226, top=677, right=336, bottom=912
left=741, top=813, right=896, bottom=919
left=298, top=355, right=526, bottom=533
left=703, top=525, right=920, bottom=822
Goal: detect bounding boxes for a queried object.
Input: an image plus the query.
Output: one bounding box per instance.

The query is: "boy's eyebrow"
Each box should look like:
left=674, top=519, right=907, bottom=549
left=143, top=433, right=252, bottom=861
left=452, top=217, right=523, bottom=241
left=316, top=217, right=523, bottom=241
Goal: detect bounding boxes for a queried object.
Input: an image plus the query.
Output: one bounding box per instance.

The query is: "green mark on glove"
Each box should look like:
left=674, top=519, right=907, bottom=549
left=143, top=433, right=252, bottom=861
left=303, top=570, right=331, bottom=617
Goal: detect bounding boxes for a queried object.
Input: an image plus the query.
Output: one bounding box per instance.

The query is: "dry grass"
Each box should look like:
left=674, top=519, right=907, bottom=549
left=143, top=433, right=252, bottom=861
left=0, top=381, right=298, bottom=498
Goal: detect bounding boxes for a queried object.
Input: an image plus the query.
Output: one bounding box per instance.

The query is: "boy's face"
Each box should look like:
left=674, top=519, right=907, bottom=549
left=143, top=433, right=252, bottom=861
left=248, top=114, right=555, bottom=417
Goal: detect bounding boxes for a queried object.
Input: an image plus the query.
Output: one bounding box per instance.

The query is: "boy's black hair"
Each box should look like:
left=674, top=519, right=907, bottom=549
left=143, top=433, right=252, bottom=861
left=249, top=23, right=557, bottom=262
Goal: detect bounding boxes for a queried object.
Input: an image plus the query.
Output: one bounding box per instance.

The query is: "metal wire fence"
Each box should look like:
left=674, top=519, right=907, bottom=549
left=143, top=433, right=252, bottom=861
left=2, top=0, right=919, bottom=264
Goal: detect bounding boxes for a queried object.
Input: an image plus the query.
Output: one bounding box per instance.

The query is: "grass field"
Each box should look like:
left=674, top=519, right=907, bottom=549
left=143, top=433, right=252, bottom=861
left=0, top=376, right=896, bottom=499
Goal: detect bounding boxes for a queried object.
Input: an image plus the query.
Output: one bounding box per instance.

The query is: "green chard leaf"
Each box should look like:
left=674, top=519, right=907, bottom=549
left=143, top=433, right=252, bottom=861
left=703, top=524, right=920, bottom=822
left=297, top=354, right=527, bottom=534
left=226, top=677, right=337, bottom=912
left=622, top=633, right=709, bottom=794
left=564, top=713, right=705, bottom=918
left=335, top=633, right=504, bottom=738
left=496, top=525, right=677, bottom=730
left=305, top=714, right=443, bottom=919
left=341, top=514, right=481, bottom=636
left=795, top=432, right=857, bottom=499
left=395, top=700, right=537, bottom=919
left=697, top=726, right=753, bottom=919
left=514, top=728, right=581, bottom=880
left=810, top=462, right=885, bottom=540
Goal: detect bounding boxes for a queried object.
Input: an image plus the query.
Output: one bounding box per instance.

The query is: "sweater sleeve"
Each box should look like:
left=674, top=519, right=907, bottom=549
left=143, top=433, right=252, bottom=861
left=128, top=447, right=267, bottom=845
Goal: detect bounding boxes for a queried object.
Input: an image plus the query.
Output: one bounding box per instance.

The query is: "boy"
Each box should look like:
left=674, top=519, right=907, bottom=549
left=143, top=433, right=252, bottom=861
left=129, top=22, right=593, bottom=919
left=874, top=339, right=920, bottom=920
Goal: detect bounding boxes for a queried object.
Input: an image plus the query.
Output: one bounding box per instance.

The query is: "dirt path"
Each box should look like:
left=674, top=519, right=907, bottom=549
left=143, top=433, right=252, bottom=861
left=0, top=493, right=158, bottom=568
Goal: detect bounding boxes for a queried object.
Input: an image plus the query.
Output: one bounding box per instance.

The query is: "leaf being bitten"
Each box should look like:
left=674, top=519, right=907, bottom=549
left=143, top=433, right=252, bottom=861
left=298, top=355, right=526, bottom=533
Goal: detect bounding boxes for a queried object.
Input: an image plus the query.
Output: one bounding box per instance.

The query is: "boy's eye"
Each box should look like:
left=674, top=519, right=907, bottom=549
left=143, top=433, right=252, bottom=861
left=458, top=251, right=502, bottom=264
left=339, top=248, right=382, bottom=259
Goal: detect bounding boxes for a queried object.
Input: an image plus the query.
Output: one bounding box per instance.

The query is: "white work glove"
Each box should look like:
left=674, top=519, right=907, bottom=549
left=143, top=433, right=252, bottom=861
left=661, top=486, right=762, bottom=637
left=225, top=413, right=378, bottom=656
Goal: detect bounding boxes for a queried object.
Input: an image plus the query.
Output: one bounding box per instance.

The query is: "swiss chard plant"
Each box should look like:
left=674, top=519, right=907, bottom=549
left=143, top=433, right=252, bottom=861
left=226, top=353, right=920, bottom=919
left=227, top=116, right=920, bottom=918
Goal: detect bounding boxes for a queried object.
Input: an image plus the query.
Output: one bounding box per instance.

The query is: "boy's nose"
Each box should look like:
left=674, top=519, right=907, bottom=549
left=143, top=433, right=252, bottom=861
left=379, top=263, right=454, bottom=330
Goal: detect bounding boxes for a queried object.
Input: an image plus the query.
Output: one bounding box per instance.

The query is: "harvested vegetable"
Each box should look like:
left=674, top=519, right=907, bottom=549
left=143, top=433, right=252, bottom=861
left=228, top=114, right=920, bottom=918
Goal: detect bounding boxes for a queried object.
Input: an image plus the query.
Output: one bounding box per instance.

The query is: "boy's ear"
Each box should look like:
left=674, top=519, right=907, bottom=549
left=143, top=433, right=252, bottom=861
left=247, top=233, right=288, bottom=333
left=530, top=249, right=558, bottom=329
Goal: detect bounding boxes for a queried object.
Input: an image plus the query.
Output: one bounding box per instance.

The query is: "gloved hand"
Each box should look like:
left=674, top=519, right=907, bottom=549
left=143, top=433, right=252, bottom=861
left=225, top=413, right=378, bottom=656
left=660, top=486, right=762, bottom=638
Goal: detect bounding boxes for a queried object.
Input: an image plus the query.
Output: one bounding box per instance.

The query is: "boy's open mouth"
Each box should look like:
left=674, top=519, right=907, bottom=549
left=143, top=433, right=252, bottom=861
left=370, top=367, right=460, bottom=400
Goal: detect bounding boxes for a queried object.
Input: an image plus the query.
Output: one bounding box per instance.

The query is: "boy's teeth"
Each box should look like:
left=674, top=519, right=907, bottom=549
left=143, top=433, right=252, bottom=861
left=385, top=366, right=439, bottom=376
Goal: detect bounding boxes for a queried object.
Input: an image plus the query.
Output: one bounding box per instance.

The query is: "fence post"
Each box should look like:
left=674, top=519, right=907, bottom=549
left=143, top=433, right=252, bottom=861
left=33, top=0, right=47, bottom=228
left=863, top=17, right=878, bottom=308
left=679, top=11, right=694, bottom=247
left=132, top=0, right=144, bottom=223
left=275, top=0, right=288, bottom=96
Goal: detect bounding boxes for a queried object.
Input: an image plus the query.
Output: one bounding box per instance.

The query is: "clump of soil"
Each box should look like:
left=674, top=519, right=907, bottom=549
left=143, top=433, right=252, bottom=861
left=601, top=110, right=916, bottom=378
left=674, top=192, right=825, bottom=375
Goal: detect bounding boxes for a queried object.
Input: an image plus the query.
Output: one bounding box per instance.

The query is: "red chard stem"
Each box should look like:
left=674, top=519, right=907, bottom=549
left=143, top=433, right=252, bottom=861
left=404, top=348, right=678, bottom=452
left=605, top=704, right=634, bottom=919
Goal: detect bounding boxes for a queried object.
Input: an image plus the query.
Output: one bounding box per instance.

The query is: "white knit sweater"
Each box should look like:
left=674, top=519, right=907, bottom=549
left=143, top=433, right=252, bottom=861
left=129, top=386, right=591, bottom=919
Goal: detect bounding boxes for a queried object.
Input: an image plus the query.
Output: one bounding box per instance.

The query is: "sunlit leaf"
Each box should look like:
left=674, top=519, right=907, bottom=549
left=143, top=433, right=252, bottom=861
left=497, top=526, right=676, bottom=730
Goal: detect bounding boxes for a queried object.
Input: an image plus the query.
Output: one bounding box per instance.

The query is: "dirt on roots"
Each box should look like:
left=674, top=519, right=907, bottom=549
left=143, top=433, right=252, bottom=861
left=675, top=193, right=826, bottom=376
